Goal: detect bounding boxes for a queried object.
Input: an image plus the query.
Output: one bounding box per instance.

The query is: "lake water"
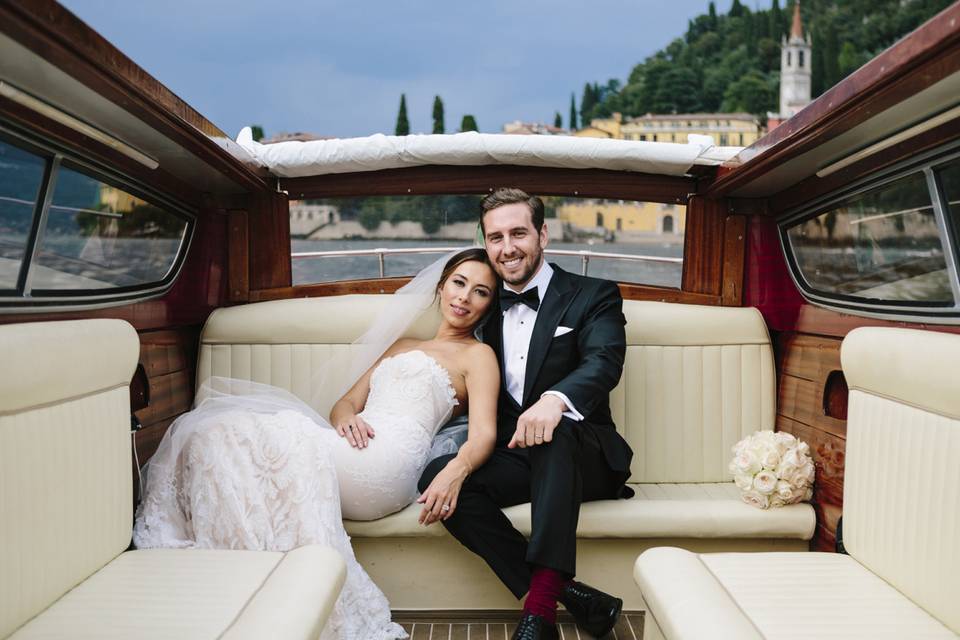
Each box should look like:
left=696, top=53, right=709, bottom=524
left=291, top=239, right=684, bottom=287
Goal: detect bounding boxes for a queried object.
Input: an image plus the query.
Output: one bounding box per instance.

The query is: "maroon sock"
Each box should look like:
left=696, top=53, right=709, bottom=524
left=523, top=567, right=565, bottom=624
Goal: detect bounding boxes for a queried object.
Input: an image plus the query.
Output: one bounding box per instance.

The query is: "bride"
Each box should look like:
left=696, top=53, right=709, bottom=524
left=134, top=248, right=500, bottom=640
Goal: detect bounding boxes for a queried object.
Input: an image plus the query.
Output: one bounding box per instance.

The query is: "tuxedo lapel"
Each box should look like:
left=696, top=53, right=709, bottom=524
left=522, top=266, right=578, bottom=406
left=483, top=304, right=517, bottom=408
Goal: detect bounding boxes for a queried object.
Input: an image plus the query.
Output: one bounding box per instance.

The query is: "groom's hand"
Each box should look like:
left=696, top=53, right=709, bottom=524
left=509, top=395, right=565, bottom=448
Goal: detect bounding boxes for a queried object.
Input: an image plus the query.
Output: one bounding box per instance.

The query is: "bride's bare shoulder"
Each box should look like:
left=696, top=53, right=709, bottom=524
left=461, top=341, right=497, bottom=373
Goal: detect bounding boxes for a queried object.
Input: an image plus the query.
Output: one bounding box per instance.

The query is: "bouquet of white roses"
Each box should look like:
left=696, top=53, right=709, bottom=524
left=729, top=430, right=815, bottom=509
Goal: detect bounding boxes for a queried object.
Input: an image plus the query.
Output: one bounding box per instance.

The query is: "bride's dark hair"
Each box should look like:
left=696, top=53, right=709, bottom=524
left=436, top=248, right=496, bottom=290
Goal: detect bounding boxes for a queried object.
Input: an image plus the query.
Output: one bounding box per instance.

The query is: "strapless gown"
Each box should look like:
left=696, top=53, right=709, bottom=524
left=133, top=350, right=458, bottom=640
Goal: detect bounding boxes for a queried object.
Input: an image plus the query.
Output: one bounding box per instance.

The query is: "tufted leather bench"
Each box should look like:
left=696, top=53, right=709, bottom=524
left=634, top=327, right=960, bottom=639
left=196, top=296, right=815, bottom=609
left=0, top=319, right=345, bottom=640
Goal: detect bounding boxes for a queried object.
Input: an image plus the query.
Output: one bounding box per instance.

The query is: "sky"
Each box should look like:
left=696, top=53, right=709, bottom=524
left=61, top=1, right=737, bottom=140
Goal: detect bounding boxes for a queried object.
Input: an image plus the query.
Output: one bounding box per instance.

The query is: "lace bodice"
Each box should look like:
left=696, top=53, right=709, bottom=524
left=361, top=350, right=458, bottom=437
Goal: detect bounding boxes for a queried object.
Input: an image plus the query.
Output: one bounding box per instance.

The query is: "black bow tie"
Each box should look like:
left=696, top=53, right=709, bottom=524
left=501, top=288, right=540, bottom=312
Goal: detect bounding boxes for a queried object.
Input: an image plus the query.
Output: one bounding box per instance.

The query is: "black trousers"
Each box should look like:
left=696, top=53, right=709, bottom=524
left=418, top=418, right=625, bottom=599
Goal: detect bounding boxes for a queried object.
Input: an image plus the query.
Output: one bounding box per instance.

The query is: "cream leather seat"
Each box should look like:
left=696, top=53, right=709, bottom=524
left=0, top=319, right=345, bottom=640
left=634, top=327, right=960, bottom=639
left=196, top=296, right=814, bottom=609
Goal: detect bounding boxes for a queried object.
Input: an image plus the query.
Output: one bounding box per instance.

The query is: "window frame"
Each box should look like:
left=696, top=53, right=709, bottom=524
left=0, top=125, right=196, bottom=311
left=778, top=141, right=960, bottom=322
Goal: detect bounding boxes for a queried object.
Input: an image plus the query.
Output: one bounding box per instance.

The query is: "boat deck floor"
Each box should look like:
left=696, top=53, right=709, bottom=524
left=392, top=610, right=645, bottom=639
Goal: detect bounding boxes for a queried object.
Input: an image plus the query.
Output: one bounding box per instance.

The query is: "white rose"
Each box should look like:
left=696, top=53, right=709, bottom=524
left=753, top=470, right=778, bottom=495
left=741, top=489, right=769, bottom=510
left=802, top=461, right=816, bottom=484
left=731, top=451, right=761, bottom=476
left=770, top=495, right=787, bottom=508
left=797, top=441, right=811, bottom=457
left=803, top=487, right=813, bottom=501
left=775, top=480, right=794, bottom=501
left=734, top=473, right=754, bottom=491
left=761, top=448, right=781, bottom=469
left=781, top=448, right=803, bottom=469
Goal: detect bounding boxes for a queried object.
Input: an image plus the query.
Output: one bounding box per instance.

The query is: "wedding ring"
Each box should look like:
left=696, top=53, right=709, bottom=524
left=441, top=504, right=450, bottom=512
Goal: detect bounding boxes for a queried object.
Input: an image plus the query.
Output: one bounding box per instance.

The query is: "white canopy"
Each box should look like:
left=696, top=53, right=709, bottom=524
left=234, top=127, right=741, bottom=179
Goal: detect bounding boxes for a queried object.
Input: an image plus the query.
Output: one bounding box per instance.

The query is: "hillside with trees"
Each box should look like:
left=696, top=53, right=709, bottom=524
left=580, top=0, right=954, bottom=123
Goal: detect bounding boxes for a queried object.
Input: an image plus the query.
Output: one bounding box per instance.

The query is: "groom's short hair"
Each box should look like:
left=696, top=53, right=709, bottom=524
left=480, top=188, right=545, bottom=234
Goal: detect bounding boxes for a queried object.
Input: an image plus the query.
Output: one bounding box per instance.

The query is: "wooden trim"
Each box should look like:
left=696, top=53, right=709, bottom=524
left=281, top=164, right=696, bottom=203
left=248, top=191, right=292, bottom=290
left=1, top=0, right=268, bottom=193
left=0, top=96, right=205, bottom=208
left=708, top=2, right=960, bottom=197
left=681, top=197, right=726, bottom=297
left=770, top=117, right=960, bottom=216
left=227, top=210, right=250, bottom=302
left=720, top=214, right=747, bottom=306
left=250, top=279, right=721, bottom=305
left=793, top=303, right=960, bottom=338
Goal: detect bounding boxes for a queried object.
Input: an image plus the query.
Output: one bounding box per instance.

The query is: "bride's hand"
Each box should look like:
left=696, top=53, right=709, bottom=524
left=335, top=415, right=375, bottom=449
left=417, top=464, right=466, bottom=526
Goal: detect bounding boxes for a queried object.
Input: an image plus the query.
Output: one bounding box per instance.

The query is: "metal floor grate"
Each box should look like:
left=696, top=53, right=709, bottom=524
left=392, top=610, right=644, bottom=639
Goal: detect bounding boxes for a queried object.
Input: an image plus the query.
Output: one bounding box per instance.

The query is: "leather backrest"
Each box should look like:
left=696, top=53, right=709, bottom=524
left=841, top=327, right=960, bottom=633
left=0, top=319, right=140, bottom=638
left=197, top=296, right=775, bottom=484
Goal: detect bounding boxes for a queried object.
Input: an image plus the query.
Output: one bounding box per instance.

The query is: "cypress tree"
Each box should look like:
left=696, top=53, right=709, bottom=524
left=580, top=82, right=596, bottom=126
left=395, top=94, right=410, bottom=136
left=432, top=96, right=445, bottom=134
left=770, top=0, right=783, bottom=42
left=708, top=2, right=718, bottom=31
left=250, top=125, right=264, bottom=142
left=460, top=115, right=478, bottom=132
left=554, top=112, right=562, bottom=128
left=729, top=0, right=745, bottom=18
left=569, top=93, right=578, bottom=130
left=823, top=23, right=840, bottom=89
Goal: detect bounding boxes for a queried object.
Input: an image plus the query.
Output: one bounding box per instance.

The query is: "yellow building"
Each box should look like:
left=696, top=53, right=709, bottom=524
left=574, top=112, right=761, bottom=146
left=573, top=112, right=622, bottom=139
left=557, top=200, right=685, bottom=235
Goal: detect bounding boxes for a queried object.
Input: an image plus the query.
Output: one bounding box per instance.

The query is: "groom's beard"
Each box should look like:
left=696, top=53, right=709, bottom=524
left=499, top=251, right=544, bottom=288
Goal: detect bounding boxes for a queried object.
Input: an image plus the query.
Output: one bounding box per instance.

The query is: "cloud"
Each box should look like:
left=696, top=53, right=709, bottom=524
left=61, top=0, right=725, bottom=138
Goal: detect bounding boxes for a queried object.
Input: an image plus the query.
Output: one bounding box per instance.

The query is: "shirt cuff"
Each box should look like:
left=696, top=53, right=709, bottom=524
left=542, top=390, right=584, bottom=422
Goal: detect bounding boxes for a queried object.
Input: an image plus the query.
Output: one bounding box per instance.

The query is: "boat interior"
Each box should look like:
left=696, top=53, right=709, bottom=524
left=1, top=1, right=959, bottom=638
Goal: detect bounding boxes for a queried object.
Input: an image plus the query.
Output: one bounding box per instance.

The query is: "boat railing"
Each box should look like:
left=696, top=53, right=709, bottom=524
left=291, top=247, right=683, bottom=278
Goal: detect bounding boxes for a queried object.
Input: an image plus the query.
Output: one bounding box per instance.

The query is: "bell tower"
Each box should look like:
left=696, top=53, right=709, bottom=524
left=779, top=1, right=812, bottom=118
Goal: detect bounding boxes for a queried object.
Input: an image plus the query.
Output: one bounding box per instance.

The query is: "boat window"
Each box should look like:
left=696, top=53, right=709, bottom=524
left=0, top=138, right=46, bottom=291
left=30, top=165, right=189, bottom=292
left=0, top=130, right=193, bottom=308
left=290, top=195, right=685, bottom=288
left=785, top=170, right=955, bottom=308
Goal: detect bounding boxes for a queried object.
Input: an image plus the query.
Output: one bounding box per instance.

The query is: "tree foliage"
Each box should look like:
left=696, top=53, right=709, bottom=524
left=432, top=96, right=445, bottom=134
left=395, top=94, right=410, bottom=136
left=249, top=125, right=264, bottom=141
left=554, top=112, right=563, bottom=128
left=581, top=0, right=952, bottom=121
left=460, top=114, right=478, bottom=132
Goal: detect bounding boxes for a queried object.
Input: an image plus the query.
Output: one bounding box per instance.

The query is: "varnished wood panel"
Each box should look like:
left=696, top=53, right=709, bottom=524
left=779, top=375, right=847, bottom=438
left=248, top=191, right=292, bottom=291
left=721, top=214, right=747, bottom=306
left=777, top=333, right=842, bottom=382
left=134, top=369, right=192, bottom=428
left=228, top=209, right=250, bottom=302
left=138, top=328, right=198, bottom=378
left=793, top=303, right=960, bottom=339
left=282, top=164, right=696, bottom=203
left=681, top=197, right=726, bottom=296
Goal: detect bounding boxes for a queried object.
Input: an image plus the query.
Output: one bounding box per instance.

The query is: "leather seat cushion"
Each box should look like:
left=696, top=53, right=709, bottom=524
left=635, top=547, right=957, bottom=640
left=9, top=546, right=345, bottom=640
left=345, top=482, right=814, bottom=540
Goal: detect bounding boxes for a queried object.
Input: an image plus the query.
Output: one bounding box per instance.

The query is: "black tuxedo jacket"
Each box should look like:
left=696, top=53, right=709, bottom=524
left=483, top=265, right=633, bottom=476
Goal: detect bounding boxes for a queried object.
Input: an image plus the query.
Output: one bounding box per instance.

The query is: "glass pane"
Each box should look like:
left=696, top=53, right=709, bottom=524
left=32, top=167, right=188, bottom=290
left=788, top=172, right=952, bottom=303
left=0, top=139, right=47, bottom=290
left=290, top=195, right=684, bottom=287
left=938, top=158, right=960, bottom=239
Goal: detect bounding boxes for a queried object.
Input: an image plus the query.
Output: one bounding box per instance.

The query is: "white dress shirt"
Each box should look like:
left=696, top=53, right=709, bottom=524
left=501, top=262, right=584, bottom=421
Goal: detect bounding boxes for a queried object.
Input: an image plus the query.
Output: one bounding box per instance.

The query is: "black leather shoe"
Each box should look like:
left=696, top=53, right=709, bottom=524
left=559, top=580, right=623, bottom=638
left=511, top=613, right=559, bottom=640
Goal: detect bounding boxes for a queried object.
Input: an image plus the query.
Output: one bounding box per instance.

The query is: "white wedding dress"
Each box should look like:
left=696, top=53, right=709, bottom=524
left=134, top=349, right=458, bottom=640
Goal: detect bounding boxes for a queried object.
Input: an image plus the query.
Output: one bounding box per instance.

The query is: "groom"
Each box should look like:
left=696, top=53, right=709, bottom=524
left=419, top=188, right=633, bottom=640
